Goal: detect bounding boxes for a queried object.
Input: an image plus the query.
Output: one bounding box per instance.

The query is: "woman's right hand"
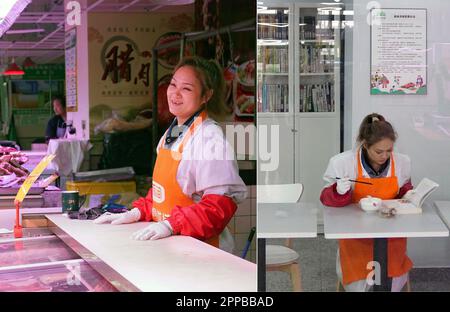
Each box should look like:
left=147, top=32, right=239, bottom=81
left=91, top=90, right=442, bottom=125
left=336, top=177, right=352, bottom=195
left=93, top=208, right=141, bottom=225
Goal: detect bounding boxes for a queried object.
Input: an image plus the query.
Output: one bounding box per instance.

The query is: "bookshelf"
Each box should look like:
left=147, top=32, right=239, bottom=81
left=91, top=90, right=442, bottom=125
left=257, top=7, right=291, bottom=114
left=257, top=1, right=342, bottom=207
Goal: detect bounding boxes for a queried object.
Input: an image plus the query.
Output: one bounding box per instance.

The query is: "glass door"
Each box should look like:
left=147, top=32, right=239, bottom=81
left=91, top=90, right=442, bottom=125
left=257, top=4, right=291, bottom=114
left=296, top=6, right=340, bottom=114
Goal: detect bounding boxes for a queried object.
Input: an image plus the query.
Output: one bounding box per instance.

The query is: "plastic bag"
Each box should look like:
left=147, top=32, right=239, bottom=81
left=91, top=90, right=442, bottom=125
left=94, top=111, right=152, bottom=135
left=219, top=227, right=235, bottom=254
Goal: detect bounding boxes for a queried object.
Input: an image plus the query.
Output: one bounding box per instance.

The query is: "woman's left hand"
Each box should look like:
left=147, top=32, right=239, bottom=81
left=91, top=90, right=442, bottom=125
left=131, top=221, right=173, bottom=241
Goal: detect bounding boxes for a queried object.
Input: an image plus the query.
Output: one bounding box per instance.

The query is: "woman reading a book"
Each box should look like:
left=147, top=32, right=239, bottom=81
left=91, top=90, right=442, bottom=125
left=320, top=113, right=414, bottom=292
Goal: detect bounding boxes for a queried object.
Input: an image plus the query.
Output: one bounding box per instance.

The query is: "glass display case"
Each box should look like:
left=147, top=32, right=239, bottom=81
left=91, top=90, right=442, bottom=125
left=0, top=236, right=78, bottom=267
left=0, top=236, right=117, bottom=292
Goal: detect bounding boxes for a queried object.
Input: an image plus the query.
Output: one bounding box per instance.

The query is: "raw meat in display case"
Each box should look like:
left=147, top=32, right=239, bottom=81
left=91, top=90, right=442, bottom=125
left=0, top=236, right=79, bottom=267
left=0, top=236, right=118, bottom=292
left=0, top=262, right=117, bottom=292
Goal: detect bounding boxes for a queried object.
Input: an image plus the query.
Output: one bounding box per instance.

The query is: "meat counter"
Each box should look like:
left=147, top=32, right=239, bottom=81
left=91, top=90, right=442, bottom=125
left=0, top=235, right=117, bottom=291
left=0, top=214, right=257, bottom=292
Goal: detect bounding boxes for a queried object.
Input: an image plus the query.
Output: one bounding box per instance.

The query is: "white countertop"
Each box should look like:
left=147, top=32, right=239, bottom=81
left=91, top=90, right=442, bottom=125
left=257, top=202, right=318, bottom=238
left=323, top=203, right=449, bottom=239
left=434, top=201, right=450, bottom=229
left=22, top=151, right=48, bottom=156
left=45, top=214, right=256, bottom=292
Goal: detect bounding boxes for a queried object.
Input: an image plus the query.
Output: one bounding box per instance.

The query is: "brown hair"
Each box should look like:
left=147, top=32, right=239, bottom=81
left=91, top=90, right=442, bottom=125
left=174, top=56, right=229, bottom=121
left=357, top=113, right=397, bottom=147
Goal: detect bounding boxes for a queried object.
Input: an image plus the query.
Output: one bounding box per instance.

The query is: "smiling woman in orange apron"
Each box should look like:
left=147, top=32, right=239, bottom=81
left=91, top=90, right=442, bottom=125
left=320, top=113, right=414, bottom=291
left=94, top=57, right=246, bottom=251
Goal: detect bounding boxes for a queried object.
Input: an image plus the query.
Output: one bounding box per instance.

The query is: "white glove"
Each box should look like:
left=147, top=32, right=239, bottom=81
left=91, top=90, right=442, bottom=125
left=93, top=208, right=141, bottom=225
left=402, top=190, right=416, bottom=202
left=336, top=178, right=352, bottom=195
left=131, top=221, right=173, bottom=241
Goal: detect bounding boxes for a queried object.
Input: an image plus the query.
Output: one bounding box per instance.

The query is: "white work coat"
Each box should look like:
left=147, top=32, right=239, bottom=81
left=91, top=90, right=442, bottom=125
left=322, top=149, right=411, bottom=188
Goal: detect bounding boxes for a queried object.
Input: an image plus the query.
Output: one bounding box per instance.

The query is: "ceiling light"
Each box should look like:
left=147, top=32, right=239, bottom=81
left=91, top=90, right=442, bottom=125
left=6, top=28, right=45, bottom=35
left=22, top=57, right=36, bottom=68
left=3, top=59, right=24, bottom=76
left=0, top=0, right=32, bottom=38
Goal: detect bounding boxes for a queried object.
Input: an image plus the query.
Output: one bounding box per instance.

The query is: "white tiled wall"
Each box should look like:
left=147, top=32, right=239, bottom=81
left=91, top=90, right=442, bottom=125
left=228, top=185, right=256, bottom=263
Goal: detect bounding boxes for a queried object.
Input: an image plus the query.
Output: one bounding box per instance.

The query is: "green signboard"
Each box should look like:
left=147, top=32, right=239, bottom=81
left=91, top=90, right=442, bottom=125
left=22, top=64, right=65, bottom=80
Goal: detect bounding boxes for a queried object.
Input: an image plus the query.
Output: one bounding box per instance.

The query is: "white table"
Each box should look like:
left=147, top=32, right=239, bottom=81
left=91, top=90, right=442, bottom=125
left=47, top=139, right=91, bottom=176
left=45, top=214, right=256, bottom=292
left=323, top=203, right=449, bottom=291
left=435, top=201, right=450, bottom=230
left=258, top=203, right=318, bottom=238
left=324, top=203, right=449, bottom=239
left=257, top=202, right=318, bottom=291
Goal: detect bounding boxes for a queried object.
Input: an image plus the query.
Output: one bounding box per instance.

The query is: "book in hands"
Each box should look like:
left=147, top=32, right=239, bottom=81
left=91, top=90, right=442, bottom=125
left=382, top=178, right=439, bottom=214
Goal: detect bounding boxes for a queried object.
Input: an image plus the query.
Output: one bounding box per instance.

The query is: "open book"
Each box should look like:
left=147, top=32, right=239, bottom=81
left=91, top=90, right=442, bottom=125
left=382, top=178, right=439, bottom=214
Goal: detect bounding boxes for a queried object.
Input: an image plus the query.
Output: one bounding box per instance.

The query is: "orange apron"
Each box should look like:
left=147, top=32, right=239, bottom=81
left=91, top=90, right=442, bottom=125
left=151, top=111, right=219, bottom=247
left=339, top=149, right=413, bottom=285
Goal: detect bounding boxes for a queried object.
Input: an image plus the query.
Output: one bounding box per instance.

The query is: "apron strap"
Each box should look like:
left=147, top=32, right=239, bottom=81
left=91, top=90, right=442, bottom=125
left=157, top=110, right=208, bottom=153
left=177, top=110, right=208, bottom=154
left=390, top=153, right=395, bottom=177
left=356, top=148, right=396, bottom=178
left=157, top=131, right=167, bottom=153
left=356, top=148, right=363, bottom=179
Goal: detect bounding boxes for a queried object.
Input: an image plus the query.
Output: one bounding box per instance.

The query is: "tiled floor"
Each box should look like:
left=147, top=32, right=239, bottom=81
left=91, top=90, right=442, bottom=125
left=266, top=235, right=450, bottom=292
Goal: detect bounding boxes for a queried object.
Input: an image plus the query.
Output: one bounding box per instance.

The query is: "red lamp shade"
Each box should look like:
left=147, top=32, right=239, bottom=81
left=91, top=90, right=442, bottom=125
left=22, top=57, right=36, bottom=68
left=3, top=61, right=24, bottom=75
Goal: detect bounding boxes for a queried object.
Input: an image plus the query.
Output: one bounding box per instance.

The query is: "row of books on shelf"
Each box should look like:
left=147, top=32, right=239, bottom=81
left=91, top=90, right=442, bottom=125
left=258, top=46, right=288, bottom=73
left=300, top=45, right=334, bottom=73
left=300, top=83, right=334, bottom=112
left=299, top=15, right=335, bottom=40
left=258, top=12, right=288, bottom=40
left=257, top=82, right=336, bottom=113
left=258, top=83, right=289, bottom=113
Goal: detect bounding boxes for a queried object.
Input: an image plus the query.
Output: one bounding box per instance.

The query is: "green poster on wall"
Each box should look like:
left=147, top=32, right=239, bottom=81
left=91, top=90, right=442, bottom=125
left=21, top=64, right=65, bottom=80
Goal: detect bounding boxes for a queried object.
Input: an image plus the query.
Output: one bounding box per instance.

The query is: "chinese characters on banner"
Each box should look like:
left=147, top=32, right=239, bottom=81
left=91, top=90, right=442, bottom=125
left=100, top=36, right=152, bottom=97
left=370, top=8, right=427, bottom=95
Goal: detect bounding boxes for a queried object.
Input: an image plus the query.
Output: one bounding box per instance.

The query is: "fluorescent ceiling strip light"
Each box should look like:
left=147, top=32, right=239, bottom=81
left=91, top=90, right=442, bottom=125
left=258, top=9, right=277, bottom=14
left=6, top=28, right=45, bottom=34
left=0, top=0, right=31, bottom=37
left=318, top=7, right=342, bottom=11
